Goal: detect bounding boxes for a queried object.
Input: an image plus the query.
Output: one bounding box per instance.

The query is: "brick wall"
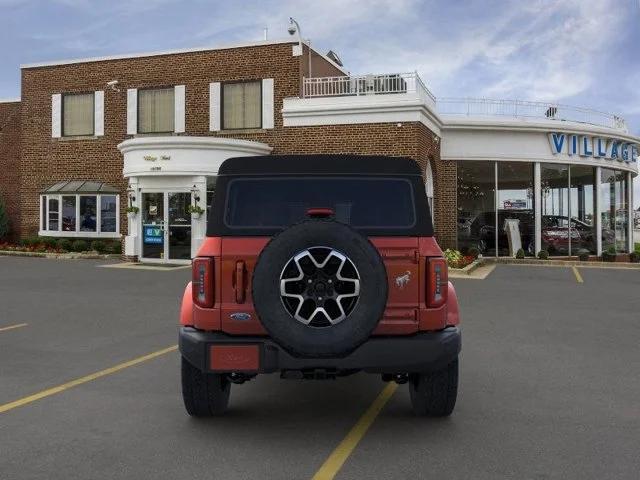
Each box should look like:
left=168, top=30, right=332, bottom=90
left=0, top=101, right=21, bottom=240
left=16, top=42, right=455, bottom=247
left=19, top=43, right=301, bottom=237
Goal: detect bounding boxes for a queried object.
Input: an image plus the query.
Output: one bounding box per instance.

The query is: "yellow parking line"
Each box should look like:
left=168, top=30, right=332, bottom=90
left=0, top=323, right=28, bottom=333
left=0, top=345, right=177, bottom=414
left=572, top=266, right=584, bottom=283
left=311, top=382, right=398, bottom=480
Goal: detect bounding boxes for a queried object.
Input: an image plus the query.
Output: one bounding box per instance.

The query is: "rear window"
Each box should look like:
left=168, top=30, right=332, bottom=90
left=224, top=177, right=416, bottom=229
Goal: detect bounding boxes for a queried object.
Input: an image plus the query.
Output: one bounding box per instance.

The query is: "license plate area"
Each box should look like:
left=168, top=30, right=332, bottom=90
left=210, top=344, right=260, bottom=372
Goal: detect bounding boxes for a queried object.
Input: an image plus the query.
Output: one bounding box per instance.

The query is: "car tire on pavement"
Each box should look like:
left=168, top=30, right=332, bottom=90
left=409, top=357, right=458, bottom=417
left=181, top=357, right=231, bottom=417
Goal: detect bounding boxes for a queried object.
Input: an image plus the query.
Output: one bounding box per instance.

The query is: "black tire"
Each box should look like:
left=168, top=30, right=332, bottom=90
left=181, top=357, right=231, bottom=417
left=409, top=358, right=458, bottom=417
left=252, top=219, right=388, bottom=357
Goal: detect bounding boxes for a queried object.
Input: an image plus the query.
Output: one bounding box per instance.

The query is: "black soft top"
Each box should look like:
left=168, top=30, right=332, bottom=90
left=209, top=155, right=432, bottom=237
left=218, top=155, right=423, bottom=176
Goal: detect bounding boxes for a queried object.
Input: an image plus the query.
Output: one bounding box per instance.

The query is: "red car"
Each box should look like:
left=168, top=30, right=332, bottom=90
left=179, top=155, right=461, bottom=417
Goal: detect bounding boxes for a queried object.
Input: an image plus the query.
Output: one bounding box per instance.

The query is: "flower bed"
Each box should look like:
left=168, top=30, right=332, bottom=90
left=0, top=241, right=64, bottom=254
left=444, top=249, right=476, bottom=269
left=0, top=237, right=121, bottom=255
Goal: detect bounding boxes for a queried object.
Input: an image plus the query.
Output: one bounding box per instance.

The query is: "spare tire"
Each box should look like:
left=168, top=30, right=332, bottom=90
left=252, top=219, right=388, bottom=357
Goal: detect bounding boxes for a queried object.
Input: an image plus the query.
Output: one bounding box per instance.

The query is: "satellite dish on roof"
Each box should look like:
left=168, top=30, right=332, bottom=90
left=326, top=50, right=343, bottom=67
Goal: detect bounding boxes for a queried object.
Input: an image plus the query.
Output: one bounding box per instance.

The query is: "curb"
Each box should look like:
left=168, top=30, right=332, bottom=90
left=449, top=258, right=486, bottom=275
left=486, top=257, right=640, bottom=270
left=0, top=250, right=120, bottom=260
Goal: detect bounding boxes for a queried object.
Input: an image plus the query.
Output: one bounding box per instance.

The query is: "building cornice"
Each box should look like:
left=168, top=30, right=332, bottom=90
left=20, top=38, right=346, bottom=75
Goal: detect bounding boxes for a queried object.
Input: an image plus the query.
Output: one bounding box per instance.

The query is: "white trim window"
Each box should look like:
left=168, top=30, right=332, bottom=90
left=128, top=85, right=185, bottom=134
left=39, top=193, right=120, bottom=238
left=52, top=91, right=104, bottom=138
left=222, top=81, right=262, bottom=130
left=211, top=78, right=273, bottom=131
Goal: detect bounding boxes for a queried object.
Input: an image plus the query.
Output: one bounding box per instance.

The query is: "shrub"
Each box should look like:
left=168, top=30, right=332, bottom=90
left=577, top=249, right=590, bottom=262
left=467, top=246, right=480, bottom=259
left=0, top=195, right=9, bottom=240
left=443, top=248, right=463, bottom=268
left=40, top=237, right=58, bottom=249
left=105, top=241, right=121, bottom=254
left=57, top=238, right=72, bottom=252
left=20, top=236, right=39, bottom=247
left=602, top=246, right=617, bottom=262
left=71, top=239, right=89, bottom=252
left=630, top=251, right=640, bottom=263
left=537, top=250, right=549, bottom=260
left=515, top=248, right=525, bottom=259
left=90, top=240, right=106, bottom=253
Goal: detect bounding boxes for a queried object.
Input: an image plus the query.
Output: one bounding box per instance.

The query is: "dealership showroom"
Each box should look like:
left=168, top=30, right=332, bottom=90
left=1, top=41, right=639, bottom=263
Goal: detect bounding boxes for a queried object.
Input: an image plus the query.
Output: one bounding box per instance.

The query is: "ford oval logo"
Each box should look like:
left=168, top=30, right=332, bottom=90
left=230, top=312, right=251, bottom=321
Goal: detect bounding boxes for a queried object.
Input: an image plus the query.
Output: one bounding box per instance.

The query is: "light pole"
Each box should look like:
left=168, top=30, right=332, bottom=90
left=288, top=17, right=311, bottom=94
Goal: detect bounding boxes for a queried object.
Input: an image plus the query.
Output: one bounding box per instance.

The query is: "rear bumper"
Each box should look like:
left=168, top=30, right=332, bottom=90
left=179, top=326, right=461, bottom=374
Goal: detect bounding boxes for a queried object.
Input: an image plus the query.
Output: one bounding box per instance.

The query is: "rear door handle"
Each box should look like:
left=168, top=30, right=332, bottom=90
left=234, top=261, right=246, bottom=303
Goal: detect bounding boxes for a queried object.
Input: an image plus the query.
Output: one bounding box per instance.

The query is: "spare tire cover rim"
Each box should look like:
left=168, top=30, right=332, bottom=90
left=279, top=246, right=360, bottom=327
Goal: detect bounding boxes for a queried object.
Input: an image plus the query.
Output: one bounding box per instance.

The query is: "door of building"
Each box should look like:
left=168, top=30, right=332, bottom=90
left=140, top=192, right=192, bottom=263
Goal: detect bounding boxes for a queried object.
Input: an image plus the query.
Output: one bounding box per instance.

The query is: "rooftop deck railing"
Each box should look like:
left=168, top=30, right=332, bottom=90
left=301, top=73, right=627, bottom=132
left=436, top=97, right=628, bottom=132
left=302, top=72, right=436, bottom=105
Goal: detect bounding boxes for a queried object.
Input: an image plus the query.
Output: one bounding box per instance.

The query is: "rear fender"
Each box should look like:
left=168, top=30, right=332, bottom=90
left=446, top=281, right=460, bottom=326
left=180, top=282, right=193, bottom=326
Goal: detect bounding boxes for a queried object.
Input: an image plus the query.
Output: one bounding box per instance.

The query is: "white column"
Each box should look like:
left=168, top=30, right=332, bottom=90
left=595, top=167, right=602, bottom=256
left=125, top=177, right=139, bottom=258
left=190, top=175, right=207, bottom=258
left=534, top=162, right=541, bottom=256
left=628, top=171, right=634, bottom=253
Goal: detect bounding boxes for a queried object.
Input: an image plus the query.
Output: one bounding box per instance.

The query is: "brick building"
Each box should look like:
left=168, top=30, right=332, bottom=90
left=0, top=38, right=638, bottom=262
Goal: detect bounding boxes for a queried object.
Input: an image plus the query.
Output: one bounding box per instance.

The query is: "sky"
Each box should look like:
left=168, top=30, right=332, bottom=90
left=1, top=0, right=639, bottom=204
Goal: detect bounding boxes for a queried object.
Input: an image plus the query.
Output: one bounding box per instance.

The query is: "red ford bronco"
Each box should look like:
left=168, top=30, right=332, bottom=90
left=179, top=155, right=461, bottom=417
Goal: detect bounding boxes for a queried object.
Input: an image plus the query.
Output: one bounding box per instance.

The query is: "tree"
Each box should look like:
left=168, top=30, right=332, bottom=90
left=0, top=194, right=10, bottom=240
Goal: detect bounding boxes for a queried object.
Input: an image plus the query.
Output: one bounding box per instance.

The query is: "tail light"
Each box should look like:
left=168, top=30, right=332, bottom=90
left=192, top=257, right=214, bottom=308
left=426, top=257, right=448, bottom=308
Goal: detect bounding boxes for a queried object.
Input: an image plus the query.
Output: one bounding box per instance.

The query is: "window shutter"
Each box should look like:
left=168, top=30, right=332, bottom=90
left=51, top=94, right=62, bottom=138
left=127, top=88, right=137, bottom=135
left=209, top=82, right=221, bottom=131
left=174, top=85, right=185, bottom=133
left=94, top=90, right=104, bottom=136
left=262, top=78, right=274, bottom=129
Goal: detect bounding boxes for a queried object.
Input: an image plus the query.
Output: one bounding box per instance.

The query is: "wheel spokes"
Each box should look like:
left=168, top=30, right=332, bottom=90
left=279, top=247, right=361, bottom=327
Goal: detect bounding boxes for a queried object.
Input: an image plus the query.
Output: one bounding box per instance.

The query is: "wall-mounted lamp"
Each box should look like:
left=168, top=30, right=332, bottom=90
left=191, top=185, right=201, bottom=203
left=126, top=186, right=136, bottom=205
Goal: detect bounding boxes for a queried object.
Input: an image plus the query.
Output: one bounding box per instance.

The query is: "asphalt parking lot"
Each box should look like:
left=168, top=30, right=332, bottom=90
left=1, top=257, right=639, bottom=480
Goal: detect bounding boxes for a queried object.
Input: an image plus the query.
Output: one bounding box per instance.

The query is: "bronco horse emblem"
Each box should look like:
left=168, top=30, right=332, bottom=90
left=395, top=270, right=411, bottom=289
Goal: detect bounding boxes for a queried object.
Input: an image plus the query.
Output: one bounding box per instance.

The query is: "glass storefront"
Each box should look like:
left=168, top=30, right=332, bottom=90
left=570, top=166, right=597, bottom=254
left=541, top=164, right=570, bottom=255
left=600, top=168, right=629, bottom=253
left=497, top=162, right=534, bottom=256
left=457, top=161, right=495, bottom=255
left=540, top=164, right=597, bottom=255
left=457, top=161, right=632, bottom=257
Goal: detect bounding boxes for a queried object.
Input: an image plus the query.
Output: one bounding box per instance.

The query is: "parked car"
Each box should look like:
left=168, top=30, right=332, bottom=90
left=179, top=155, right=461, bottom=417
left=470, top=210, right=535, bottom=254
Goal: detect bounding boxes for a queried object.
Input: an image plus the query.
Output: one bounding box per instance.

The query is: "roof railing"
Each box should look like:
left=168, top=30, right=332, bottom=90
left=436, top=97, right=628, bottom=132
left=302, top=72, right=436, bottom=104
left=301, top=74, right=628, bottom=132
